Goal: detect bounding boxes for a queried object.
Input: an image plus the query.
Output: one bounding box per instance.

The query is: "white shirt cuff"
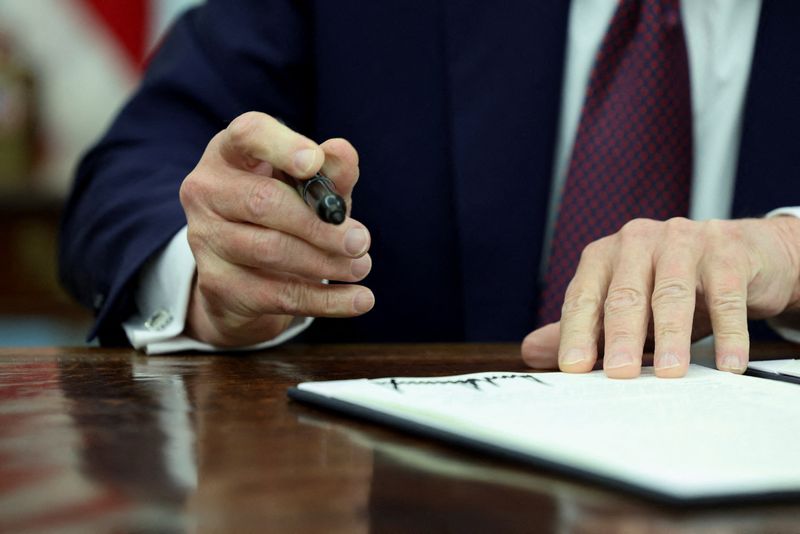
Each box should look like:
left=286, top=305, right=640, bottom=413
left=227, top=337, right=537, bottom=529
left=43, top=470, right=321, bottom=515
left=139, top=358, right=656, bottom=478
left=122, top=226, right=314, bottom=354
left=766, top=206, right=800, bottom=219
left=765, top=207, right=800, bottom=342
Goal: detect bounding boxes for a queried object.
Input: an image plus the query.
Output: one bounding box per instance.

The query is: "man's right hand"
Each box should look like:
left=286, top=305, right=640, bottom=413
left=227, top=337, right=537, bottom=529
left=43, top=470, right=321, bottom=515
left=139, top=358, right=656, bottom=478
left=179, top=112, right=374, bottom=347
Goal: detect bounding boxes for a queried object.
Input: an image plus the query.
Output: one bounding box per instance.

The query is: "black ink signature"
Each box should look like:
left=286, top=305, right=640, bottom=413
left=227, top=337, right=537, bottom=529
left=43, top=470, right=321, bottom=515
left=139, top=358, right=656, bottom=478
left=374, top=374, right=549, bottom=393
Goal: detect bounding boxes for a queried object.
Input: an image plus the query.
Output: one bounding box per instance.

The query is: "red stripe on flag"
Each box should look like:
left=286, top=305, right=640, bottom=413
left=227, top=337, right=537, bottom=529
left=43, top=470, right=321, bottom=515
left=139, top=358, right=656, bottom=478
left=80, top=0, right=150, bottom=70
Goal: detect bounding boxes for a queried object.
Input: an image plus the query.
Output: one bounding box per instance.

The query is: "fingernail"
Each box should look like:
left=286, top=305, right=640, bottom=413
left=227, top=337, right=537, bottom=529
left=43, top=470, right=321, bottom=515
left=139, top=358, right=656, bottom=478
left=720, top=354, right=745, bottom=373
left=561, top=348, right=587, bottom=365
left=605, top=351, right=635, bottom=369
left=655, top=352, right=680, bottom=370
left=353, top=290, right=375, bottom=313
left=293, top=148, right=317, bottom=174
left=344, top=228, right=369, bottom=256
left=350, top=255, right=372, bottom=279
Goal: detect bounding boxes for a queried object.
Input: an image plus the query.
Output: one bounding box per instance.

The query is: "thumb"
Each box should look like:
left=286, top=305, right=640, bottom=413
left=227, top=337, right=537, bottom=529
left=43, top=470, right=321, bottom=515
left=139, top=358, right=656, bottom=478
left=521, top=322, right=561, bottom=369
left=320, top=138, right=360, bottom=204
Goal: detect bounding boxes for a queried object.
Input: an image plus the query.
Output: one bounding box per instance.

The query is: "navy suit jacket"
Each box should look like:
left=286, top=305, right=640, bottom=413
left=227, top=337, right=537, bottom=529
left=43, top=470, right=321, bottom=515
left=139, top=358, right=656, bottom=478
left=60, top=1, right=800, bottom=346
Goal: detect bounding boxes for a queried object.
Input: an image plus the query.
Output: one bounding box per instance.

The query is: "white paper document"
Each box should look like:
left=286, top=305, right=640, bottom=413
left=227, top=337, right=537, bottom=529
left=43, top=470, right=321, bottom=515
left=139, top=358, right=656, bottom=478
left=749, top=359, right=800, bottom=379
left=292, top=365, right=800, bottom=503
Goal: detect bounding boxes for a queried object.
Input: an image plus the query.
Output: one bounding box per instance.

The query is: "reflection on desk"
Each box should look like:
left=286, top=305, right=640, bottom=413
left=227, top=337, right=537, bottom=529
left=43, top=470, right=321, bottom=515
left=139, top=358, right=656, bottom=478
left=0, top=344, right=799, bottom=532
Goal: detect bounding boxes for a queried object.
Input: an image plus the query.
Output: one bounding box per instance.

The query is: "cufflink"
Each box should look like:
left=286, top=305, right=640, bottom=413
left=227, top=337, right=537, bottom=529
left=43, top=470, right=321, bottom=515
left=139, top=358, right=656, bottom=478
left=93, top=293, right=105, bottom=310
left=144, top=309, right=173, bottom=331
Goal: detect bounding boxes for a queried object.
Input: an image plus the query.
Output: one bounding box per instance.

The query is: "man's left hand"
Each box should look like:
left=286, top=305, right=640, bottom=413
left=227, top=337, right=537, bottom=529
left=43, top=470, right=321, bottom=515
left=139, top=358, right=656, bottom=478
left=522, top=217, right=800, bottom=378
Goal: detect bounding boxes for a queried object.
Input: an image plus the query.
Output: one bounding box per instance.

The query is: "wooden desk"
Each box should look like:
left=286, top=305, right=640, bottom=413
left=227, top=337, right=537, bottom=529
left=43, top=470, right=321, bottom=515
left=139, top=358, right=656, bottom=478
left=1, top=343, right=799, bottom=533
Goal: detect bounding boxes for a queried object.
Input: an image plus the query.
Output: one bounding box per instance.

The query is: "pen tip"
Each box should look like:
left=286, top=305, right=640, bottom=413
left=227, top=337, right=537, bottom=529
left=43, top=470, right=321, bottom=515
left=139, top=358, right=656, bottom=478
left=318, top=195, right=346, bottom=225
left=329, top=211, right=345, bottom=225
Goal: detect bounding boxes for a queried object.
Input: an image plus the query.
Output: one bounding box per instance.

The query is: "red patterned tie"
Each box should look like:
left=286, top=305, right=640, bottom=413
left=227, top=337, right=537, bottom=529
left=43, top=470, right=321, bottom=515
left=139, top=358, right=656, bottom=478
left=538, top=0, right=693, bottom=325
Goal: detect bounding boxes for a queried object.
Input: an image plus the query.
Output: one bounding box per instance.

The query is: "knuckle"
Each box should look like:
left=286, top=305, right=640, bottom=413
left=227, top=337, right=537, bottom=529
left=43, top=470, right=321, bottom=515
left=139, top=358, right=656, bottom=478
left=561, top=288, right=602, bottom=316
left=604, top=286, right=647, bottom=315
left=605, top=328, right=639, bottom=345
left=185, top=224, right=204, bottom=252
left=557, top=323, right=596, bottom=348
left=272, top=279, right=309, bottom=316
left=708, top=291, right=746, bottom=315
left=664, top=217, right=697, bottom=243
left=186, top=220, right=218, bottom=254
left=226, top=111, right=264, bottom=152
left=251, top=229, right=288, bottom=268
left=620, top=218, right=656, bottom=239
left=579, top=239, right=607, bottom=261
left=179, top=173, right=203, bottom=209
left=579, top=242, right=598, bottom=261
left=247, top=179, right=281, bottom=219
left=320, top=287, right=341, bottom=314
left=329, top=137, right=360, bottom=164
left=196, top=274, right=227, bottom=307
left=705, top=218, right=743, bottom=241
left=651, top=278, right=694, bottom=306
left=654, top=320, right=685, bottom=339
left=665, top=216, right=693, bottom=232
left=712, top=326, right=749, bottom=344
left=704, top=218, right=724, bottom=239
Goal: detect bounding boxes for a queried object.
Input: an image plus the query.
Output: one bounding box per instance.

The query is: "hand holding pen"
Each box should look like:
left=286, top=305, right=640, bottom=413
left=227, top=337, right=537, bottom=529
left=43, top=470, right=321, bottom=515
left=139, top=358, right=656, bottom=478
left=179, top=112, right=375, bottom=347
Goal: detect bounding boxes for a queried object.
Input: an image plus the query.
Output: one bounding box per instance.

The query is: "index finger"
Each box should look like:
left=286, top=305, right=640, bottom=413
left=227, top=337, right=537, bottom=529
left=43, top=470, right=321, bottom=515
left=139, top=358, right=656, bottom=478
left=557, top=238, right=614, bottom=374
left=220, top=112, right=324, bottom=178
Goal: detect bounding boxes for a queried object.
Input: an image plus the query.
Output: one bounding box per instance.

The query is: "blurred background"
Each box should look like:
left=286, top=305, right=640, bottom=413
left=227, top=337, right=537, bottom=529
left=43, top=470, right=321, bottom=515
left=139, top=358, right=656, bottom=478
left=0, top=0, right=202, bottom=346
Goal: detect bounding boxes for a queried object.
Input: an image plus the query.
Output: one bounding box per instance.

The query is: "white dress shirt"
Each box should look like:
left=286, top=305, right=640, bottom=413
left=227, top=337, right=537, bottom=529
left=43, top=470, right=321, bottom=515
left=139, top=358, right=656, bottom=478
left=125, top=0, right=798, bottom=354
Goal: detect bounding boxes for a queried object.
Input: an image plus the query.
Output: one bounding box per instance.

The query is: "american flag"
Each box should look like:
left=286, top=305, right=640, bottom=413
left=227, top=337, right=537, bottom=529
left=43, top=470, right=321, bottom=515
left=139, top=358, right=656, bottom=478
left=80, top=0, right=156, bottom=71
left=0, top=0, right=202, bottom=192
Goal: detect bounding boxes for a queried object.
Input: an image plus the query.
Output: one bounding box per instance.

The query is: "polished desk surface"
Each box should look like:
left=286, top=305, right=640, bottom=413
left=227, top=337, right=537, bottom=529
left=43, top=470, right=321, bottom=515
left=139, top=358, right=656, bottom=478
left=1, top=343, right=799, bottom=533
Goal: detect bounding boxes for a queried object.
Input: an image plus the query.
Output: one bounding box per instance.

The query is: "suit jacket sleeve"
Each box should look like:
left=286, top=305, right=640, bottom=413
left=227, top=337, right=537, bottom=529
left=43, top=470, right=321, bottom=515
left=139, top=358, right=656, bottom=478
left=58, top=0, right=314, bottom=345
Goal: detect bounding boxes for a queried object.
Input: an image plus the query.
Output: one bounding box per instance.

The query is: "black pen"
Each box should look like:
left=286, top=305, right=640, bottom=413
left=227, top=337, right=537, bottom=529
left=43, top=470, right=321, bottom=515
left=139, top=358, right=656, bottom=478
left=296, top=173, right=347, bottom=225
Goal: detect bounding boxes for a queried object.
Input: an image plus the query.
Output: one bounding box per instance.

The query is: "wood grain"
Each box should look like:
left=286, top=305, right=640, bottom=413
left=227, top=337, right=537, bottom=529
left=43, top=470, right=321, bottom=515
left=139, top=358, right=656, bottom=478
left=0, top=343, right=798, bottom=532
